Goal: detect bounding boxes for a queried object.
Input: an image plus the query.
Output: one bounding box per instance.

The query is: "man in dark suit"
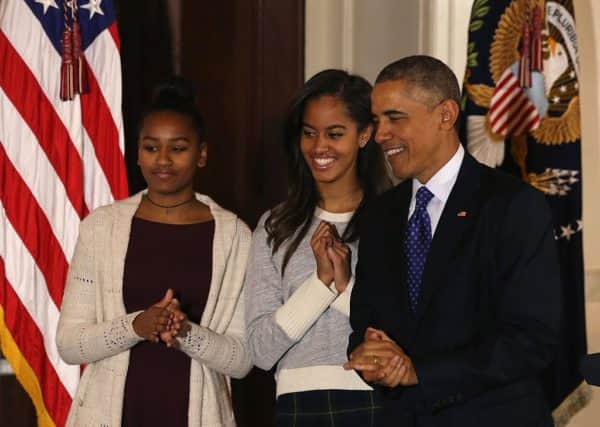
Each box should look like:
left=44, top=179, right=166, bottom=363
left=344, top=56, right=561, bottom=426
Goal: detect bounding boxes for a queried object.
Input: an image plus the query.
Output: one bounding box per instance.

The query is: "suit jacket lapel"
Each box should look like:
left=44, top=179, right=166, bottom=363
left=415, top=154, right=484, bottom=321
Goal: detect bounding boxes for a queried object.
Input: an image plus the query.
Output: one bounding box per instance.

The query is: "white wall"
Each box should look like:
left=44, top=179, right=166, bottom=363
left=419, top=0, right=474, bottom=85
left=305, top=0, right=600, bottom=279
left=305, top=0, right=346, bottom=78
left=305, top=0, right=420, bottom=83
left=351, top=0, right=420, bottom=83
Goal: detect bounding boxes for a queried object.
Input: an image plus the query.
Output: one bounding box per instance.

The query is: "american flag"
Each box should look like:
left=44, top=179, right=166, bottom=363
left=0, top=0, right=128, bottom=425
left=461, top=1, right=588, bottom=425
left=489, top=68, right=541, bottom=137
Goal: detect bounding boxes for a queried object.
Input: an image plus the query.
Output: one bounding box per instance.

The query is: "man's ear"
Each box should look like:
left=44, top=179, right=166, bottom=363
left=359, top=124, right=373, bottom=148
left=439, top=99, right=460, bottom=130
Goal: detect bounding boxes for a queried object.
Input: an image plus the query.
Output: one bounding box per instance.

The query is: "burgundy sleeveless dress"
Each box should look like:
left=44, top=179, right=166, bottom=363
left=121, top=217, right=214, bottom=427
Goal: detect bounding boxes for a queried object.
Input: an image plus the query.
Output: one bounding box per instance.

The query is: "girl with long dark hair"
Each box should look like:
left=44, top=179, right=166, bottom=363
left=245, top=69, right=391, bottom=426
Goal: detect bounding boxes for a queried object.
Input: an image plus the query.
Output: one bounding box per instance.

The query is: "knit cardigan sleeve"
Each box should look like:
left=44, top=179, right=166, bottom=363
left=56, top=213, right=144, bottom=365
left=176, top=218, right=253, bottom=379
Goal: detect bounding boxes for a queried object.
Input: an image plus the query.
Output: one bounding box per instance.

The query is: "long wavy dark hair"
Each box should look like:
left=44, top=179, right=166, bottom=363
left=265, top=69, right=391, bottom=274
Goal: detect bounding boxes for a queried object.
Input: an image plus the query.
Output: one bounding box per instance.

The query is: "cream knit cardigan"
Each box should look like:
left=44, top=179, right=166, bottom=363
left=56, top=192, right=252, bottom=426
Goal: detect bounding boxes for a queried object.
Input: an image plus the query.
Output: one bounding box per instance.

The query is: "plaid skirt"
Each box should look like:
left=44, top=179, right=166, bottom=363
left=275, top=389, right=383, bottom=427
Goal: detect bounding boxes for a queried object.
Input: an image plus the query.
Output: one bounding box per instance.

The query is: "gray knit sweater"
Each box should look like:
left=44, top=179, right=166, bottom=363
left=245, top=208, right=371, bottom=397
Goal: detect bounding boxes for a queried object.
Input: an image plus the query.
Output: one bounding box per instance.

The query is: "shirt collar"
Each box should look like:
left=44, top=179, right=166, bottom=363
left=315, top=207, right=354, bottom=223
left=412, top=144, right=464, bottom=205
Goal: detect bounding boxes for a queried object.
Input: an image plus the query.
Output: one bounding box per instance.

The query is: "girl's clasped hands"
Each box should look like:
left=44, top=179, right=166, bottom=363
left=132, top=289, right=191, bottom=347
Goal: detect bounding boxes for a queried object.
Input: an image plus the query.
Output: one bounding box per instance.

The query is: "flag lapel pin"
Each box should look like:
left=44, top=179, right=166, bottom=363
left=457, top=210, right=468, bottom=217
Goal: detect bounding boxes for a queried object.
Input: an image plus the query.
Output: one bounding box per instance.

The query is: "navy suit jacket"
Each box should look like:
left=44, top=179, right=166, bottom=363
left=349, top=154, right=561, bottom=427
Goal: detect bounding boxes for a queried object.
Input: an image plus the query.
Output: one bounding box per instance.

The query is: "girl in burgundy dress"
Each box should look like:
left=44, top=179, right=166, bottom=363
left=57, top=77, right=252, bottom=427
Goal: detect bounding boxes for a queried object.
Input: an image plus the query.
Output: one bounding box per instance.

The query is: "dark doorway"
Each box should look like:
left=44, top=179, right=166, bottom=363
left=121, top=1, right=305, bottom=426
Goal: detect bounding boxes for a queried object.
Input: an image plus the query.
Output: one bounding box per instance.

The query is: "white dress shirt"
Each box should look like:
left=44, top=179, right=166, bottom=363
left=408, top=144, right=465, bottom=236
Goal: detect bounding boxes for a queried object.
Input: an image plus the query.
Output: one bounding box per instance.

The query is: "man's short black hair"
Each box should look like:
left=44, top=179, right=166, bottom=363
left=376, top=55, right=461, bottom=109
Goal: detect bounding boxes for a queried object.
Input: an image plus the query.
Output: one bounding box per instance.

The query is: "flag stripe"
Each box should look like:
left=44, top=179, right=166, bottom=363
left=0, top=199, right=78, bottom=398
left=489, top=88, right=520, bottom=127
left=108, top=21, right=120, bottom=50
left=490, top=71, right=514, bottom=97
left=0, top=258, right=71, bottom=427
left=489, top=72, right=519, bottom=117
left=513, top=106, right=540, bottom=135
left=507, top=100, right=535, bottom=134
left=0, top=29, right=88, bottom=217
left=84, top=29, right=123, bottom=145
left=489, top=79, right=520, bottom=122
left=0, top=87, right=79, bottom=261
left=0, top=142, right=68, bottom=312
left=80, top=67, right=128, bottom=199
left=496, top=96, right=529, bottom=135
left=82, top=128, right=118, bottom=211
left=82, top=28, right=128, bottom=197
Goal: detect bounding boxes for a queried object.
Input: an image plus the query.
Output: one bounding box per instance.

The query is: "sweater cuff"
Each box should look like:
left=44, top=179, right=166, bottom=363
left=128, top=310, right=148, bottom=342
left=274, top=271, right=337, bottom=341
left=331, top=276, right=354, bottom=316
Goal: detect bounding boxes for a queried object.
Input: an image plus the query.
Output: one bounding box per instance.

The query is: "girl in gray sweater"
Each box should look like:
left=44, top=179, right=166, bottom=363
left=245, top=69, right=391, bottom=426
